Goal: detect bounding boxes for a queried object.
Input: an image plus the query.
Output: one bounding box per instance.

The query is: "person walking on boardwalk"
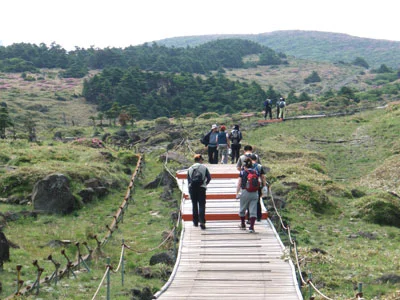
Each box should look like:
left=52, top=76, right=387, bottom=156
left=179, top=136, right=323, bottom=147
left=236, top=145, right=260, bottom=171
left=207, top=124, right=219, bottom=164
left=187, top=154, right=211, bottom=230
left=249, top=153, right=268, bottom=221
left=236, top=157, right=260, bottom=233
left=236, top=146, right=262, bottom=221
left=278, top=97, right=286, bottom=120
left=263, top=98, right=273, bottom=120
left=217, top=125, right=230, bottom=164
left=229, top=124, right=242, bottom=164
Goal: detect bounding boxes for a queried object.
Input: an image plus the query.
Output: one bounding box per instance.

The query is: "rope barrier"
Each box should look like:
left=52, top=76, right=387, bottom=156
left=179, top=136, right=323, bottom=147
left=268, top=187, right=364, bottom=300
left=111, top=244, right=126, bottom=273
left=91, top=265, right=110, bottom=300
left=308, top=280, right=334, bottom=300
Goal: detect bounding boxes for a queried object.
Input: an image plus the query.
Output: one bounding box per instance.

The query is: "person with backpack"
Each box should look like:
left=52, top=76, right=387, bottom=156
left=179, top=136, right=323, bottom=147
left=249, top=153, right=268, bottom=221
left=216, top=125, right=230, bottom=164
left=236, top=157, right=260, bottom=233
left=187, top=154, right=211, bottom=230
left=229, top=124, right=242, bottom=164
left=207, top=124, right=219, bottom=164
left=263, top=98, right=273, bottom=120
left=236, top=145, right=260, bottom=172
left=236, top=146, right=263, bottom=221
left=278, top=97, right=286, bottom=120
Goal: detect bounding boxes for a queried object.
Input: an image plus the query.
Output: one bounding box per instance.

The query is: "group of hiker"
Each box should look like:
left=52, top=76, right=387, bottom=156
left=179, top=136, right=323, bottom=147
left=186, top=96, right=287, bottom=232
left=201, top=124, right=243, bottom=165
left=188, top=129, right=269, bottom=233
left=264, top=97, right=286, bottom=120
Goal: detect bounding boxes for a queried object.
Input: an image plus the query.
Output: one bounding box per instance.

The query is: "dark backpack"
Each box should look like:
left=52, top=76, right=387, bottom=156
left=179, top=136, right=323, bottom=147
left=200, top=131, right=211, bottom=146
left=190, top=167, right=204, bottom=188
left=245, top=168, right=260, bottom=192
left=279, top=101, right=285, bottom=108
left=231, top=129, right=240, bottom=144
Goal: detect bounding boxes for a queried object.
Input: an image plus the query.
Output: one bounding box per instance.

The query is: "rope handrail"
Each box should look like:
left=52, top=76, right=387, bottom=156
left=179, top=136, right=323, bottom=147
left=268, top=187, right=364, bottom=300
left=111, top=244, right=126, bottom=273
left=308, top=280, right=334, bottom=300
left=91, top=265, right=110, bottom=300
left=101, top=154, right=143, bottom=246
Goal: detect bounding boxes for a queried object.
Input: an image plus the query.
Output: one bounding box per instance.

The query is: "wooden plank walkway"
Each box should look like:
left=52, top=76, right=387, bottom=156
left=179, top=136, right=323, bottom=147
left=155, top=164, right=302, bottom=299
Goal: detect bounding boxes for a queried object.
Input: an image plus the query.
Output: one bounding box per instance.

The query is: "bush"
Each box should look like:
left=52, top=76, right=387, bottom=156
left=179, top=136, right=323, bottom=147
left=355, top=193, right=400, bottom=228
left=197, top=112, right=220, bottom=119
left=288, top=183, right=335, bottom=214
left=155, top=117, right=170, bottom=126
left=304, top=71, right=321, bottom=84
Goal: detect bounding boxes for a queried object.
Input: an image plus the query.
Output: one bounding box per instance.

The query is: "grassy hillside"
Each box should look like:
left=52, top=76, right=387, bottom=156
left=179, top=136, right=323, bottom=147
left=1, top=62, right=400, bottom=299
left=156, top=30, right=400, bottom=69
left=1, top=105, right=400, bottom=299
left=0, top=70, right=97, bottom=137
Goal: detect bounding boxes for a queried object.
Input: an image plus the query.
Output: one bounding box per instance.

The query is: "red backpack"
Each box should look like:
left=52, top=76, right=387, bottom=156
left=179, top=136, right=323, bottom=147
left=245, top=168, right=260, bottom=192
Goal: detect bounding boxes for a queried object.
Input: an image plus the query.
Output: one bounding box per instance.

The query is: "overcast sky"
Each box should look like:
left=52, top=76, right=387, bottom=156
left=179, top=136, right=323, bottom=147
left=1, top=0, right=399, bottom=50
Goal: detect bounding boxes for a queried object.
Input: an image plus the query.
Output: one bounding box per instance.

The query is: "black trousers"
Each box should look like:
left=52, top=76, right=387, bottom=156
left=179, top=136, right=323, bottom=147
left=189, top=187, right=206, bottom=225
left=208, top=146, right=218, bottom=164
left=231, top=143, right=241, bottom=164
left=264, top=107, right=272, bottom=119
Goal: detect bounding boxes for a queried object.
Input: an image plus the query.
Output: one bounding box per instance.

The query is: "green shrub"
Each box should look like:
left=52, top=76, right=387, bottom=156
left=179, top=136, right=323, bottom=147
left=309, top=162, right=326, bottom=174
left=197, top=112, right=220, bottom=119
left=117, top=151, right=138, bottom=166
left=355, top=193, right=400, bottom=227
left=288, top=183, right=335, bottom=214
left=155, top=117, right=170, bottom=126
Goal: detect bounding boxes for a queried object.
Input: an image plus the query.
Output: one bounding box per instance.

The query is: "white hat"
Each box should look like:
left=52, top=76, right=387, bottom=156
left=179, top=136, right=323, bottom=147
left=211, top=124, right=218, bottom=129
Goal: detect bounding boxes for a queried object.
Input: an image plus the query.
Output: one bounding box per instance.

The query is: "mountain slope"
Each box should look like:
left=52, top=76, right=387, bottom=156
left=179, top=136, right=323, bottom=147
left=155, top=30, right=400, bottom=69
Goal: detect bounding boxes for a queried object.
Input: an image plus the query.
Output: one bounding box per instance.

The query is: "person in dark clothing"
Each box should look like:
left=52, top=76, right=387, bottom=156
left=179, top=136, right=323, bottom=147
left=217, top=125, right=230, bottom=164
left=264, top=98, right=273, bottom=120
left=276, top=99, right=280, bottom=119
left=207, top=124, right=219, bottom=164
left=229, top=124, right=242, bottom=164
left=187, top=154, right=211, bottom=230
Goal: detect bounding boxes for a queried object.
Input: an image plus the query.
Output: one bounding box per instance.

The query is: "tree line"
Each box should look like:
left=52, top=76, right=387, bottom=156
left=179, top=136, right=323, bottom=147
left=0, top=39, right=287, bottom=77
left=82, top=67, right=271, bottom=120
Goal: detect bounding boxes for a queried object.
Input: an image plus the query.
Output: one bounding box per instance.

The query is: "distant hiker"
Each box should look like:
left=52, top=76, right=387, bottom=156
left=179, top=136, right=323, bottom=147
left=276, top=99, right=280, bottom=119
left=187, top=154, right=211, bottom=230
left=217, top=125, right=230, bottom=164
left=263, top=98, right=273, bottom=120
left=278, top=97, right=286, bottom=119
left=236, top=157, right=259, bottom=233
left=207, top=124, right=219, bottom=164
left=229, top=125, right=242, bottom=164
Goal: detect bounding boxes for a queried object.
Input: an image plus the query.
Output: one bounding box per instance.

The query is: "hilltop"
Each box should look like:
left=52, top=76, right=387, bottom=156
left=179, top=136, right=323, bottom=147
left=156, top=30, right=400, bottom=69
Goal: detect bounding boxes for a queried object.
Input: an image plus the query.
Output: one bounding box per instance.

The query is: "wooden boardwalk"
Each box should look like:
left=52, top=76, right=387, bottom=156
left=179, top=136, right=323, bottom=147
left=155, top=164, right=302, bottom=300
